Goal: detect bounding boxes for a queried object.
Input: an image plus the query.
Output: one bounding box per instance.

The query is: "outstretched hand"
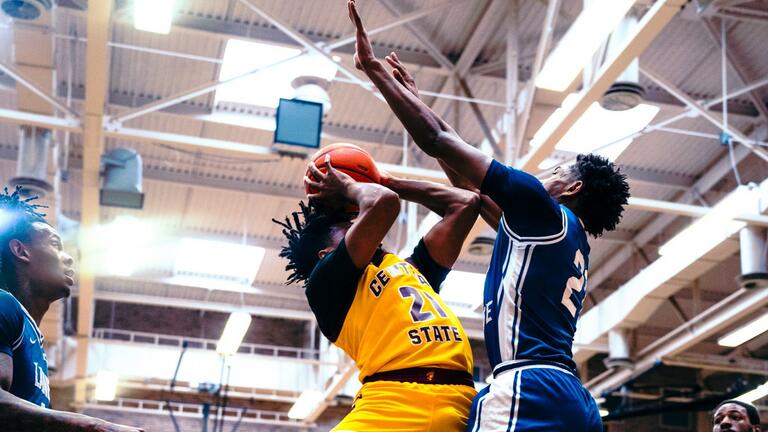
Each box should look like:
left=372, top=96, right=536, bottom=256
left=385, top=52, right=419, bottom=98
left=348, top=0, right=377, bottom=71
left=304, top=155, right=355, bottom=208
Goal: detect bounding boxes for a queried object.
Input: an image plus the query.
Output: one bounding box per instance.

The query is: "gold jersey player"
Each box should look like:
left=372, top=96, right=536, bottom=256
left=274, top=155, right=480, bottom=431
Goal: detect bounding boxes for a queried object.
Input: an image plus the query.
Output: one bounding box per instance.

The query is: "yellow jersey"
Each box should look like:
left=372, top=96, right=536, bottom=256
left=334, top=251, right=473, bottom=381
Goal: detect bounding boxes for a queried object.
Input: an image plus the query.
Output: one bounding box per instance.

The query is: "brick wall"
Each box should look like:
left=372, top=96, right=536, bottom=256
left=92, top=300, right=310, bottom=348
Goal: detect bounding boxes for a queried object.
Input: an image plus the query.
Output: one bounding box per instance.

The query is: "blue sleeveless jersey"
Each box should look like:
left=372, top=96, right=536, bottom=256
left=480, top=160, right=590, bottom=372
left=0, top=290, right=50, bottom=407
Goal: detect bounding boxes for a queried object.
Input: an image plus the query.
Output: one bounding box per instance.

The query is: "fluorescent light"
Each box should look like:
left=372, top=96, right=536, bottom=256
left=172, top=238, right=265, bottom=291
left=133, top=0, right=175, bottom=34
left=718, top=313, right=768, bottom=347
left=440, top=271, right=485, bottom=315
left=288, top=390, right=325, bottom=420
left=536, top=0, right=636, bottom=92
left=659, top=186, right=754, bottom=257
left=735, top=380, right=768, bottom=404
left=599, top=409, right=610, bottom=417
left=532, top=93, right=660, bottom=168
left=216, top=40, right=338, bottom=108
left=94, top=371, right=118, bottom=401
left=216, top=311, right=252, bottom=355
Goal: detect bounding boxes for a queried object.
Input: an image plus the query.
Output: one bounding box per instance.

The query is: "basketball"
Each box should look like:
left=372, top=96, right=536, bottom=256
left=305, top=143, right=381, bottom=195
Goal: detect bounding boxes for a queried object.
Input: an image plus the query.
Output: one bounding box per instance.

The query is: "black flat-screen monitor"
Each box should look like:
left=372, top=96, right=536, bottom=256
left=274, top=98, right=323, bottom=148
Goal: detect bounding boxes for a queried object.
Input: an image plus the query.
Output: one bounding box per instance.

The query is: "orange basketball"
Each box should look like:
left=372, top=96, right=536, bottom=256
left=305, top=143, right=381, bottom=195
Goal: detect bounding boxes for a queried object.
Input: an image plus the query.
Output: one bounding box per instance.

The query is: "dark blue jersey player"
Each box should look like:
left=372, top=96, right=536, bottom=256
left=348, top=10, right=630, bottom=430
left=0, top=187, right=143, bottom=432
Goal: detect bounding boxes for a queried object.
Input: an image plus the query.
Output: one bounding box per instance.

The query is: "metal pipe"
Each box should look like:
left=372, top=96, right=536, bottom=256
left=113, top=52, right=305, bottom=123
left=237, top=0, right=384, bottom=101
left=0, top=62, right=79, bottom=118
left=326, top=0, right=462, bottom=50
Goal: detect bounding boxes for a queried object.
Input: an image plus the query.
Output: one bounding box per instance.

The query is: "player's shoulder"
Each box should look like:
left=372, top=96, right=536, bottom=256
left=0, top=290, right=22, bottom=313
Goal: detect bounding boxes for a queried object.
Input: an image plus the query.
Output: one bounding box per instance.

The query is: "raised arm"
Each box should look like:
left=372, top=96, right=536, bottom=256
left=382, top=174, right=480, bottom=268
left=348, top=0, right=492, bottom=188
left=306, top=155, right=400, bottom=268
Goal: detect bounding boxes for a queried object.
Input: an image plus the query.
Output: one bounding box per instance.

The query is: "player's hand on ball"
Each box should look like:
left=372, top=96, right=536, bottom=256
left=305, top=155, right=355, bottom=206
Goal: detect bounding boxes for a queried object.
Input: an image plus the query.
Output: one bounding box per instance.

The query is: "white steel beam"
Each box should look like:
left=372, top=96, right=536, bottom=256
left=588, top=287, right=768, bottom=397
left=326, top=0, right=464, bottom=51
left=237, top=0, right=382, bottom=101
left=0, top=62, right=79, bottom=118
left=640, top=66, right=768, bottom=162
left=518, top=0, right=687, bottom=172
left=516, top=0, right=561, bottom=156
left=0, top=107, right=81, bottom=132
left=576, top=178, right=768, bottom=364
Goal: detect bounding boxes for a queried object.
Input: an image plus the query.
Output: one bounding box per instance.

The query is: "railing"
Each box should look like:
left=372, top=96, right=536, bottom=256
left=92, top=328, right=321, bottom=362
left=82, top=398, right=311, bottom=428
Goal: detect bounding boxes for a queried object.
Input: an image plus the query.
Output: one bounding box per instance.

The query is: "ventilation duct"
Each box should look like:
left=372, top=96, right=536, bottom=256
left=604, top=328, right=634, bottom=369
left=1, top=0, right=51, bottom=20
left=100, top=148, right=145, bottom=209
left=10, top=125, right=53, bottom=197
left=600, top=10, right=645, bottom=111
left=738, top=224, right=768, bottom=290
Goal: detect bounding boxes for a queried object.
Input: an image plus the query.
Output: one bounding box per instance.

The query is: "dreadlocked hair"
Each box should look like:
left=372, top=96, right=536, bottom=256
left=272, top=201, right=349, bottom=285
left=572, top=154, right=630, bottom=237
left=0, top=186, right=48, bottom=292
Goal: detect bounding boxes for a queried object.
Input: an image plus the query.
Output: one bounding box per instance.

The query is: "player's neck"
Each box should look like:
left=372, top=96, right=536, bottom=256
left=12, top=285, right=50, bottom=325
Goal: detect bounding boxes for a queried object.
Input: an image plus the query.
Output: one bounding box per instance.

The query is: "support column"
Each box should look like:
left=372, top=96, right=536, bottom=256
left=75, top=0, right=112, bottom=405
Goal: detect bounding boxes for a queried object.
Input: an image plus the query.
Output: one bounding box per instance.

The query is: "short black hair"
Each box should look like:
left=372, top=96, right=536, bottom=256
left=715, top=399, right=761, bottom=425
left=0, top=186, right=48, bottom=292
left=571, top=154, right=630, bottom=237
left=272, top=201, right=349, bottom=285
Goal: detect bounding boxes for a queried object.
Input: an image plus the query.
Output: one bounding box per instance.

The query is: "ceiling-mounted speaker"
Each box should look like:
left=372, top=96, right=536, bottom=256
left=1, top=0, right=52, bottom=20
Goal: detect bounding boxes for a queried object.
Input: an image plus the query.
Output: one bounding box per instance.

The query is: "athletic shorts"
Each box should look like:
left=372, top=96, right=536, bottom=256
left=466, top=360, right=602, bottom=432
left=333, top=380, right=477, bottom=431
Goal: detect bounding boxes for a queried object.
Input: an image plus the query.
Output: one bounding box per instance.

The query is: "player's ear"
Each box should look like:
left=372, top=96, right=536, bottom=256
left=318, top=247, right=331, bottom=260
left=561, top=180, right=583, bottom=197
left=8, top=239, right=32, bottom=264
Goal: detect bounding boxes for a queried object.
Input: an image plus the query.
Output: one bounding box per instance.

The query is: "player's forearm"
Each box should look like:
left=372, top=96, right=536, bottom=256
left=0, top=389, right=99, bottom=432
left=383, top=176, right=476, bottom=217
left=360, top=59, right=458, bottom=158
left=346, top=182, right=400, bottom=214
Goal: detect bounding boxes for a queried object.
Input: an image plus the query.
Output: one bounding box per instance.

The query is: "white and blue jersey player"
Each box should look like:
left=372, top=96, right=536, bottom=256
left=0, top=290, right=50, bottom=408
left=342, top=28, right=630, bottom=430
left=465, top=160, right=604, bottom=432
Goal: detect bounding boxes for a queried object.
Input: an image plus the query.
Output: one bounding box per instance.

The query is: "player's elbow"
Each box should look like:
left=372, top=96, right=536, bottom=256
left=364, top=187, right=400, bottom=217
left=449, top=190, right=481, bottom=217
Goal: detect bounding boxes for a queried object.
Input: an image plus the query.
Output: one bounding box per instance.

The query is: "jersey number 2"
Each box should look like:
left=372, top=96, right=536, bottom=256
left=399, top=286, right=448, bottom=323
left=561, top=250, right=587, bottom=317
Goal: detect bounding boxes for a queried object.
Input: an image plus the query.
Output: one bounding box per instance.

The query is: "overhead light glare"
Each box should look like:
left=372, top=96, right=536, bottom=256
left=536, top=0, right=636, bottom=92
left=134, top=0, right=175, bottom=34
left=718, top=313, right=768, bottom=347
left=216, top=311, right=252, bottom=355
left=735, top=380, right=768, bottom=404
left=532, top=93, right=659, bottom=167
left=288, top=390, right=325, bottom=420
left=173, top=238, right=265, bottom=290
left=94, top=371, right=118, bottom=401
